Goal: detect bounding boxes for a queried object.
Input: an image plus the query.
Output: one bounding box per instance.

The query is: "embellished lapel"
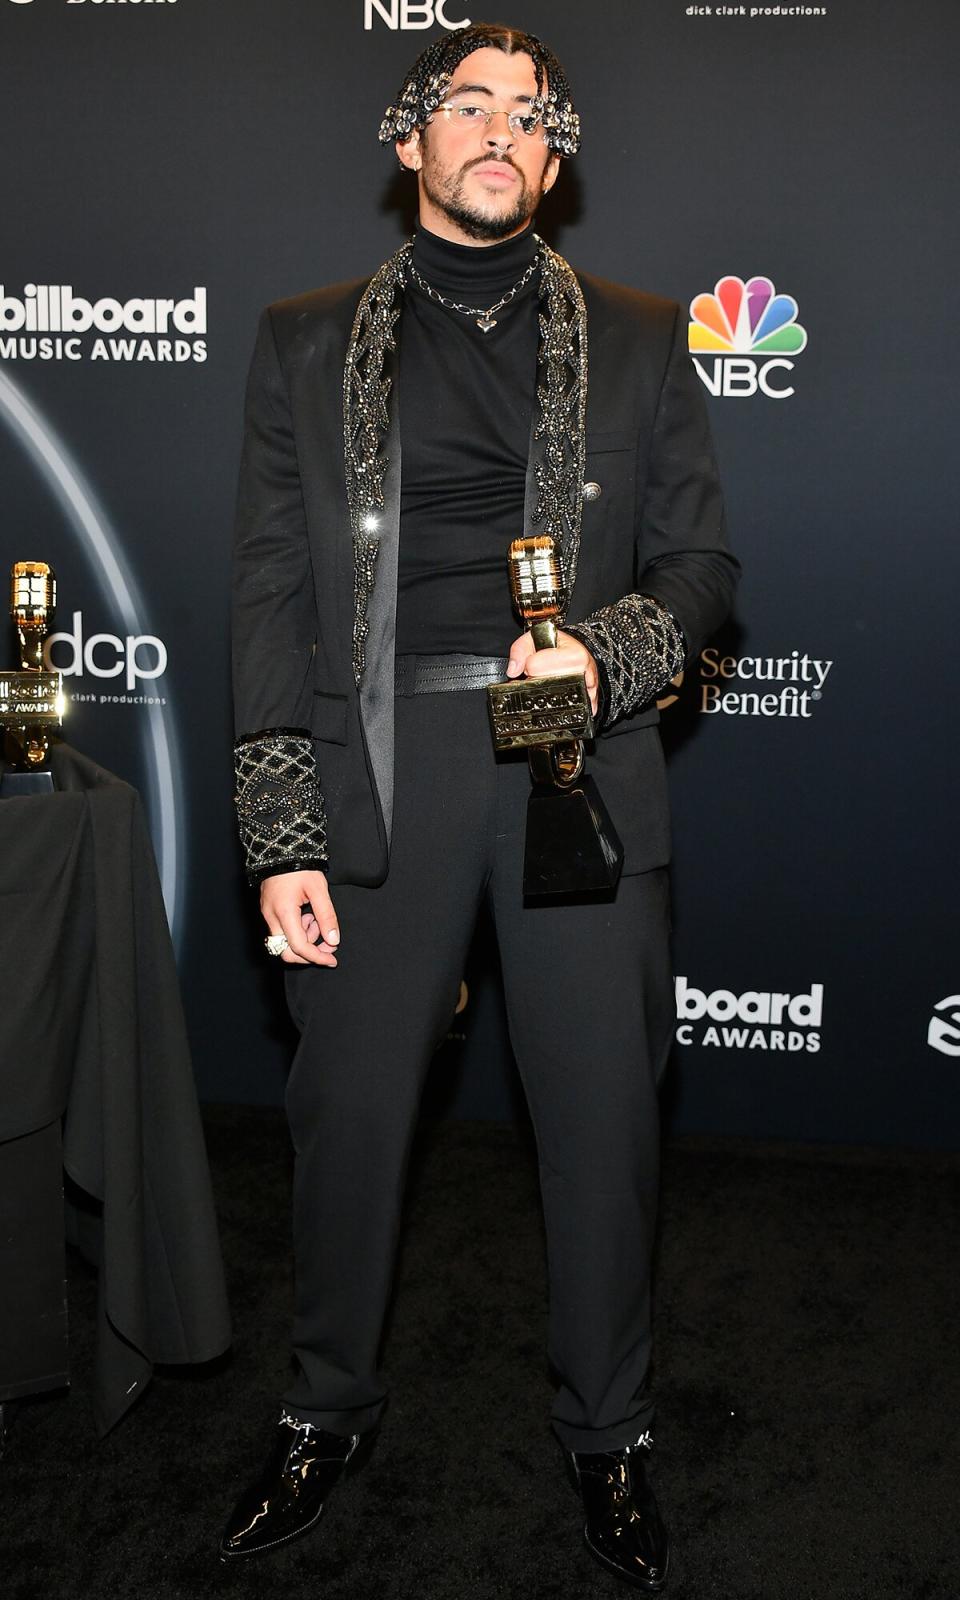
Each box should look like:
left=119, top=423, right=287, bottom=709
left=342, top=239, right=588, bottom=848
left=523, top=245, right=589, bottom=619
left=342, top=249, right=407, bottom=845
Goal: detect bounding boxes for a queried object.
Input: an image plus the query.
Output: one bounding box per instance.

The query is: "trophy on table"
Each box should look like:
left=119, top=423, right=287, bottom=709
left=487, top=536, right=623, bottom=896
left=0, top=562, right=65, bottom=798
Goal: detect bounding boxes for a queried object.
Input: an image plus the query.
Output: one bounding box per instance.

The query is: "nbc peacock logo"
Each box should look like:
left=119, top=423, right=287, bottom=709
left=689, top=275, right=807, bottom=400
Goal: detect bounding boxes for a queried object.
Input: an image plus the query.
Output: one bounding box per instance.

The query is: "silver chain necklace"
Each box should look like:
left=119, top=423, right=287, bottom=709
left=404, top=240, right=543, bottom=333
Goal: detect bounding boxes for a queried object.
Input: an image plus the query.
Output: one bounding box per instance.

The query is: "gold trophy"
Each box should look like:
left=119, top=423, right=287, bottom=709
left=0, top=562, right=65, bottom=798
left=487, top=536, right=623, bottom=896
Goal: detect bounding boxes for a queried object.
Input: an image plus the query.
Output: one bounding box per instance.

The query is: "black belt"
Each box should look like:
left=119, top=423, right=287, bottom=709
left=394, top=653, right=509, bottom=696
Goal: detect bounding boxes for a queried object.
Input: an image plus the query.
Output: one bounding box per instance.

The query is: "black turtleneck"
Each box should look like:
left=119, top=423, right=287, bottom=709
left=396, top=221, right=541, bottom=656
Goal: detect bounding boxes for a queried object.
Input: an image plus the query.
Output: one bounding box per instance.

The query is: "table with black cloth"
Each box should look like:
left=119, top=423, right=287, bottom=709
left=0, top=742, right=231, bottom=1434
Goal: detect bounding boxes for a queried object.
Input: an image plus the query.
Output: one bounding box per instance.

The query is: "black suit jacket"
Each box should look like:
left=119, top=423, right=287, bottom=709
left=232, top=264, right=738, bottom=886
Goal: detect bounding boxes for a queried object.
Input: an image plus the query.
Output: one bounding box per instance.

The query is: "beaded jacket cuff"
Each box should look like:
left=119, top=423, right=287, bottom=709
left=234, top=730, right=328, bottom=884
left=566, top=595, right=686, bottom=731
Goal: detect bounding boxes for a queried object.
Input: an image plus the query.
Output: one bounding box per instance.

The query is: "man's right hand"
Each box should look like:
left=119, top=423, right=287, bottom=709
left=260, top=870, right=340, bottom=967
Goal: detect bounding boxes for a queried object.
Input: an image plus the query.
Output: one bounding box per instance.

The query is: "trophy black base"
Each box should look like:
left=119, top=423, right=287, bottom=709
left=0, top=770, right=56, bottom=799
left=523, top=774, right=624, bottom=898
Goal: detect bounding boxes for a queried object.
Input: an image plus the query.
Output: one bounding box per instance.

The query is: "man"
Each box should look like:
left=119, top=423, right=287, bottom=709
left=223, top=22, right=738, bottom=1591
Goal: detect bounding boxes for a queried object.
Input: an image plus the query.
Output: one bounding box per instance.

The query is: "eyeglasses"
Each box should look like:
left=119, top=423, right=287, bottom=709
left=434, top=99, right=544, bottom=138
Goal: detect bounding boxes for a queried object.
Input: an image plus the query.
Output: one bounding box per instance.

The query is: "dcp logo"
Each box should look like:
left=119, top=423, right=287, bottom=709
left=928, top=996, right=960, bottom=1058
left=689, top=275, right=807, bottom=399
left=44, top=610, right=168, bottom=693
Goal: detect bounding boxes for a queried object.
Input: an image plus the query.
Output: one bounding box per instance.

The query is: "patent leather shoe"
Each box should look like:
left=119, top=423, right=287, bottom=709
left=219, top=1413, right=378, bottom=1560
left=567, top=1434, right=669, bottom=1591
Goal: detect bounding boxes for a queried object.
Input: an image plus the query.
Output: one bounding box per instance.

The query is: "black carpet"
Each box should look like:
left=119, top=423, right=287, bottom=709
left=4, top=1106, right=959, bottom=1600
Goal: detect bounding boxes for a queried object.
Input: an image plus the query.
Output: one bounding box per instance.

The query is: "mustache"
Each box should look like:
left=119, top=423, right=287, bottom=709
left=462, top=153, right=521, bottom=175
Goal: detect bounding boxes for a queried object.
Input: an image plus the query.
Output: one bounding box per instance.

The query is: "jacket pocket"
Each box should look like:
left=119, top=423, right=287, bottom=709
left=311, top=690, right=348, bottom=745
left=585, top=429, right=635, bottom=454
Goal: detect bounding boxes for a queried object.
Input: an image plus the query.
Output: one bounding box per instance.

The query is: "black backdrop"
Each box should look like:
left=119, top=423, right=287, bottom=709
left=3, top=0, right=958, bottom=1147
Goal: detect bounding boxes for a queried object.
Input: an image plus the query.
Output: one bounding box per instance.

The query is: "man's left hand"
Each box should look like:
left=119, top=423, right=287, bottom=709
left=506, top=629, right=599, bottom=717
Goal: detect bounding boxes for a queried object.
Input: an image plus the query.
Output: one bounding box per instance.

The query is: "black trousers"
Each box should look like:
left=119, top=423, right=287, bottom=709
left=283, top=683, right=674, bottom=1451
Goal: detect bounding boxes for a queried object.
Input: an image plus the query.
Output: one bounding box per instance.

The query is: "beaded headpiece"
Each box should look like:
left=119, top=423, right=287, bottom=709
left=378, top=22, right=581, bottom=158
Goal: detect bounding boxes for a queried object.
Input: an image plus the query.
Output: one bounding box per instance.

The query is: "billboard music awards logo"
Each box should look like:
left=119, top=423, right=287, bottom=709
left=676, top=977, right=823, bottom=1053
left=927, top=996, right=960, bottom=1058
left=45, top=611, right=168, bottom=705
left=689, top=275, right=807, bottom=399
left=0, top=285, right=207, bottom=364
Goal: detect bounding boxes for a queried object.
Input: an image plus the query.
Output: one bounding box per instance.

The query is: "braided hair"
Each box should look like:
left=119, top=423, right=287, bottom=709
left=378, top=21, right=581, bottom=157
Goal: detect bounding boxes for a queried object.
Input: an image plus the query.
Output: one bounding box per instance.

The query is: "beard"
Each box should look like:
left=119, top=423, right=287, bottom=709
left=419, top=148, right=545, bottom=242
